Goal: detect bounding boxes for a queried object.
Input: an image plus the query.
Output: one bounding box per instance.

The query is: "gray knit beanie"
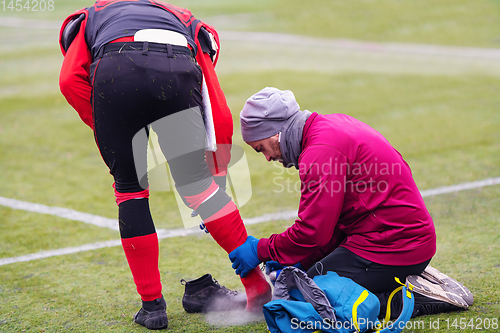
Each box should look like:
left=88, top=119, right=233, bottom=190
left=240, top=87, right=300, bottom=142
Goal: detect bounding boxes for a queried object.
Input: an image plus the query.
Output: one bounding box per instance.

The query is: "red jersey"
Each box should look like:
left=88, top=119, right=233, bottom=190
left=257, top=113, right=437, bottom=268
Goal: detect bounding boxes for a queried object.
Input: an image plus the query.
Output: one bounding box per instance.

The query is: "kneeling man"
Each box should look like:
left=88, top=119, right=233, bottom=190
left=230, top=87, right=473, bottom=318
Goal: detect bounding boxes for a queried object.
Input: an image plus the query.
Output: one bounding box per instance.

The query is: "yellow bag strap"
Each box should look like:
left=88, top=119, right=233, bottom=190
left=383, top=277, right=414, bottom=323
left=383, top=286, right=403, bottom=323
left=352, top=289, right=370, bottom=332
left=311, top=289, right=371, bottom=333
left=396, top=277, right=414, bottom=296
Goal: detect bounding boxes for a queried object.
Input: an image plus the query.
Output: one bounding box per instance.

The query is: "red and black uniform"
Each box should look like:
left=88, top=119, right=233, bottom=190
left=59, top=0, right=270, bottom=308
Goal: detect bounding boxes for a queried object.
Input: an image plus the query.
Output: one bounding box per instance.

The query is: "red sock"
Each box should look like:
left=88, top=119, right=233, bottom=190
left=121, top=233, right=162, bottom=301
left=204, top=205, right=271, bottom=310
left=204, top=203, right=247, bottom=253
left=241, top=267, right=272, bottom=312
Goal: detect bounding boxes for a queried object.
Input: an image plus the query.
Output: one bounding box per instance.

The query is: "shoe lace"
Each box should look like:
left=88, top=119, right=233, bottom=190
left=213, top=278, right=239, bottom=296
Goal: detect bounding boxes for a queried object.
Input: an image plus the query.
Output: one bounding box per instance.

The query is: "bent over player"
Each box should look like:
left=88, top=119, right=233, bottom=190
left=58, top=0, right=270, bottom=329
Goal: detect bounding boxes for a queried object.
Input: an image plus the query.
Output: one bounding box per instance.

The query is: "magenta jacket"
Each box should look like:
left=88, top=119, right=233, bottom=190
left=257, top=113, right=436, bottom=269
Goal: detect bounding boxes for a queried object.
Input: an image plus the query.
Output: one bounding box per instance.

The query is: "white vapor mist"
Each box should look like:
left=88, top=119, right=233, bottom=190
left=205, top=309, right=265, bottom=327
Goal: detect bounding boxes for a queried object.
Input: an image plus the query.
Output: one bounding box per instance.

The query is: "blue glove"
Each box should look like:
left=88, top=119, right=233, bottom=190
left=265, top=261, right=304, bottom=274
left=293, top=262, right=305, bottom=271
left=265, top=261, right=304, bottom=283
left=265, top=261, right=284, bottom=275
left=228, top=236, right=261, bottom=278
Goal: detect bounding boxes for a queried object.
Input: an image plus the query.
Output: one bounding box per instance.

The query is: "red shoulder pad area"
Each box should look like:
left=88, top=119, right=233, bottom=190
left=194, top=21, right=221, bottom=66
left=59, top=8, right=89, bottom=56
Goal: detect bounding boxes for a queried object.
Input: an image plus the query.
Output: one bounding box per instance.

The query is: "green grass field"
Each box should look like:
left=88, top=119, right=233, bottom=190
left=1, top=0, right=499, bottom=332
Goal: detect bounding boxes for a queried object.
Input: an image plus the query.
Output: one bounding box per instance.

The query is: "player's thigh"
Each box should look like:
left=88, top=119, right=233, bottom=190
left=91, top=52, right=151, bottom=192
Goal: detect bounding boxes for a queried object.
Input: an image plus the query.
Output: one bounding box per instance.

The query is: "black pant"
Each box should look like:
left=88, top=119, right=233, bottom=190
left=91, top=48, right=212, bottom=238
left=307, top=247, right=431, bottom=319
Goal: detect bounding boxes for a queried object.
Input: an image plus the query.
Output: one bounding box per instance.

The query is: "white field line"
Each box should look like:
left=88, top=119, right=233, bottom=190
left=219, top=31, right=500, bottom=60
left=419, top=177, right=500, bottom=197
left=1, top=16, right=500, bottom=60
left=1, top=176, right=499, bottom=266
left=0, top=240, right=122, bottom=266
left=0, top=17, right=61, bottom=29
left=0, top=196, right=119, bottom=231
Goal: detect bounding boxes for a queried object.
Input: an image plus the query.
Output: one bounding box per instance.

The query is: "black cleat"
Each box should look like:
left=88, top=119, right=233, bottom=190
left=412, top=293, right=466, bottom=317
left=181, top=274, right=247, bottom=313
left=133, top=296, right=169, bottom=330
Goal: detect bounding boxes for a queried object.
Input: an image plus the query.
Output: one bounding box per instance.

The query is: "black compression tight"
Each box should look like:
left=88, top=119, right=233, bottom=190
left=307, top=247, right=431, bottom=319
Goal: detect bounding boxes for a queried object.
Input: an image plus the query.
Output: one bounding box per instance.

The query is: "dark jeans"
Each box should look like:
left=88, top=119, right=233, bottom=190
left=307, top=247, right=431, bottom=319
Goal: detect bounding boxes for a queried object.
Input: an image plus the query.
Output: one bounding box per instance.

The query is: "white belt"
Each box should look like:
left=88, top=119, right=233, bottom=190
left=134, top=29, right=188, bottom=47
